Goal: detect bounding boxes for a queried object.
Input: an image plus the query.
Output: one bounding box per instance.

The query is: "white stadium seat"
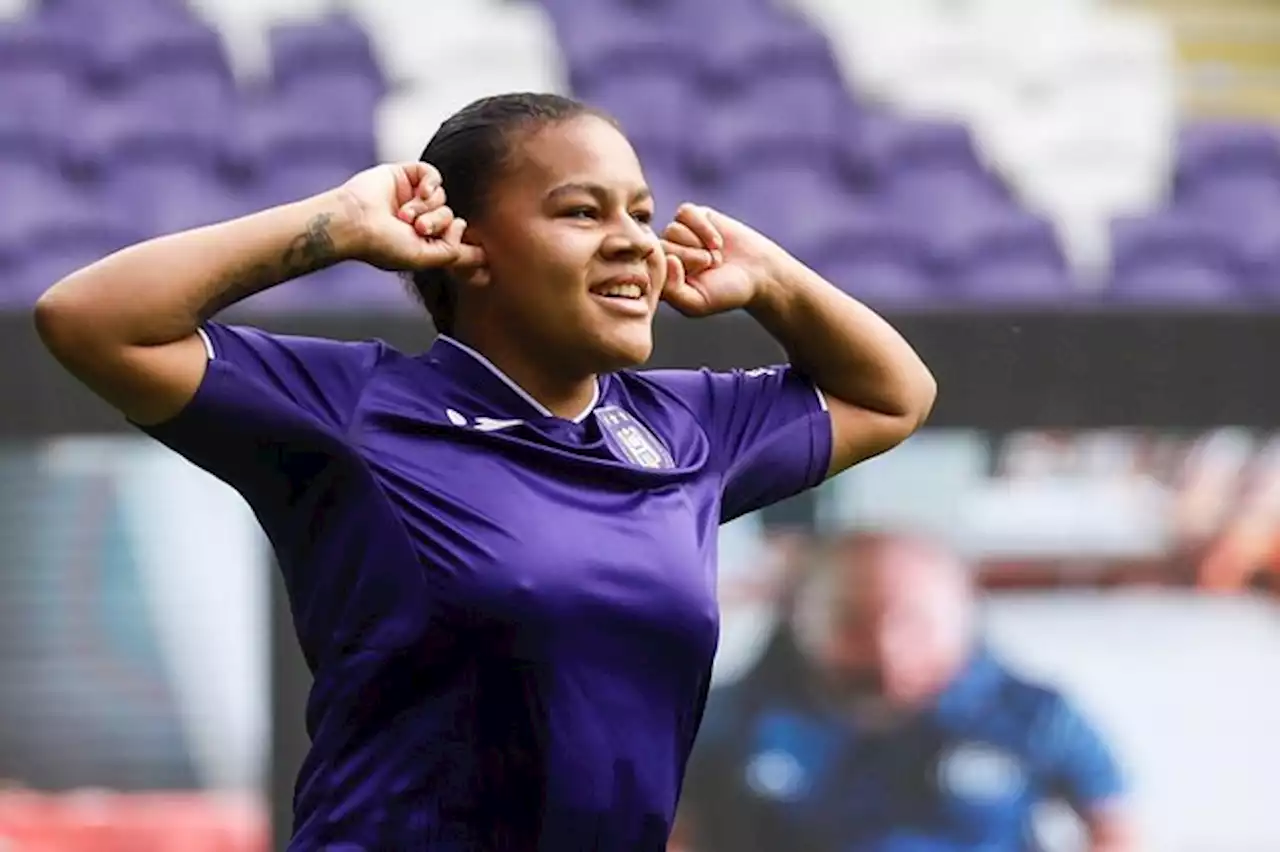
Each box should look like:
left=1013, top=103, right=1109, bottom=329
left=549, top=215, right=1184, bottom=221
left=344, top=0, right=566, bottom=94
left=0, top=0, right=30, bottom=21
left=188, top=0, right=337, bottom=81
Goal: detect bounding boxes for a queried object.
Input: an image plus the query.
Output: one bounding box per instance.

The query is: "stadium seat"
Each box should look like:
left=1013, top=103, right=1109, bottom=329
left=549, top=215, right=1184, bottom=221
left=356, top=0, right=566, bottom=95
left=5, top=193, right=145, bottom=303
left=267, top=14, right=384, bottom=98
left=187, top=0, right=330, bottom=81
left=586, top=73, right=703, bottom=173
left=696, top=9, right=838, bottom=92
left=1175, top=121, right=1280, bottom=212
left=698, top=77, right=848, bottom=177
left=90, top=14, right=230, bottom=90
left=938, top=209, right=1077, bottom=303
left=0, top=0, right=1256, bottom=309
left=709, top=166, right=857, bottom=255
left=800, top=207, right=938, bottom=306
left=554, top=4, right=694, bottom=95
left=1109, top=213, right=1251, bottom=305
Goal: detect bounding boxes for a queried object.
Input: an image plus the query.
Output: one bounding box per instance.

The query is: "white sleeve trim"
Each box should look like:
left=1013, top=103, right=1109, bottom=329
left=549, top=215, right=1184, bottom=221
left=196, top=327, right=216, bottom=361
left=813, top=383, right=829, bottom=412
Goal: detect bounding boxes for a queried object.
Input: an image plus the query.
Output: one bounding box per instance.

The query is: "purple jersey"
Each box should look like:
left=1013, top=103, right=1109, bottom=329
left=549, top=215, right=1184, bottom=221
left=141, top=324, right=832, bottom=851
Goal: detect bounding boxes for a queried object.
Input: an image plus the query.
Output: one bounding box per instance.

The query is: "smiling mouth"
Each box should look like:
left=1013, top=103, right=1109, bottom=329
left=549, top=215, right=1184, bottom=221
left=591, top=276, right=649, bottom=301
left=593, top=282, right=644, bottom=300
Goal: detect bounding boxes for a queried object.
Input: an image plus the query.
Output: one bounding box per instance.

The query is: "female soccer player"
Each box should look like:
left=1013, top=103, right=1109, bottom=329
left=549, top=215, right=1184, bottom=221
left=34, top=93, right=935, bottom=850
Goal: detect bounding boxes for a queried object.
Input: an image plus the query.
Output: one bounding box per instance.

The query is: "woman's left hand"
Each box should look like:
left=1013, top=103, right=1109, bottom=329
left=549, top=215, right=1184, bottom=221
left=659, top=203, right=790, bottom=318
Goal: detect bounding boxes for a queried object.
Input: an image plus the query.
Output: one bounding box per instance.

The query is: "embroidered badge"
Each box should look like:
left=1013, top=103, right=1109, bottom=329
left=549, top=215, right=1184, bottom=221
left=594, top=406, right=675, bottom=469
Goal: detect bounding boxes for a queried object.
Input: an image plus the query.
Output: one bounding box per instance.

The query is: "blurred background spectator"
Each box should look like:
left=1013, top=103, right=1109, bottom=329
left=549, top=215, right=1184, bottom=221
left=677, top=530, right=1134, bottom=852
left=0, top=0, right=1278, bottom=849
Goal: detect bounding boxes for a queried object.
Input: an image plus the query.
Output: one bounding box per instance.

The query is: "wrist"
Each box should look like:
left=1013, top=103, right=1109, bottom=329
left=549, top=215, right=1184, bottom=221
left=308, top=188, right=366, bottom=263
left=744, top=251, right=803, bottom=316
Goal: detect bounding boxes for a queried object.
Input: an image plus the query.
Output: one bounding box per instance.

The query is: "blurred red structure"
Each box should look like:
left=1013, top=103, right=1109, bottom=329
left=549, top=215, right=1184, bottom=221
left=0, top=790, right=267, bottom=852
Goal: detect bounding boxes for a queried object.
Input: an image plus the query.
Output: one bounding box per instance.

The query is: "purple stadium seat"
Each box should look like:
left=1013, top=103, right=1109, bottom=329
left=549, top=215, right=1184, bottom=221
left=0, top=19, right=90, bottom=78
left=0, top=22, right=88, bottom=165
left=255, top=161, right=360, bottom=210
left=1109, top=213, right=1249, bottom=305
left=853, top=116, right=1004, bottom=203
left=1177, top=121, right=1280, bottom=180
left=243, top=93, right=377, bottom=182
left=1176, top=121, right=1280, bottom=213
left=269, top=15, right=384, bottom=98
left=587, top=74, right=701, bottom=169
left=710, top=166, right=858, bottom=254
left=884, top=169, right=1008, bottom=217
left=699, top=78, right=846, bottom=175
left=0, top=70, right=81, bottom=167
left=242, top=262, right=409, bottom=313
left=642, top=165, right=694, bottom=223
left=3, top=190, right=144, bottom=303
left=93, top=17, right=231, bottom=89
left=797, top=206, right=938, bottom=306
left=35, top=0, right=189, bottom=22
left=554, top=7, right=696, bottom=93
left=148, top=181, right=255, bottom=236
left=698, top=11, right=837, bottom=90
left=936, top=210, right=1074, bottom=303
left=1182, top=172, right=1280, bottom=219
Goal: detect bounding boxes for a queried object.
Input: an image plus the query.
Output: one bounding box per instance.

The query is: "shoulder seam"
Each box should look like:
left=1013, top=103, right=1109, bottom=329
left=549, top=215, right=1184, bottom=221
left=339, top=339, right=391, bottom=436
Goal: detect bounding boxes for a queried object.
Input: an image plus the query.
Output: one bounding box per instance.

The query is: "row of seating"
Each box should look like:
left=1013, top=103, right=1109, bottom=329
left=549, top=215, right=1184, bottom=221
left=1, top=0, right=1279, bottom=309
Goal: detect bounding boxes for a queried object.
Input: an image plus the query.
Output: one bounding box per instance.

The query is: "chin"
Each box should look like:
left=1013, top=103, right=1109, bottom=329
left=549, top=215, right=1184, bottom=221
left=591, top=326, right=653, bottom=372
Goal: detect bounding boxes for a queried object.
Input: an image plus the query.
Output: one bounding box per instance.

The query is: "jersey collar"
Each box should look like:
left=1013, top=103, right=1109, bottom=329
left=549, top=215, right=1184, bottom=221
left=933, top=646, right=1004, bottom=720
left=430, top=335, right=601, bottom=423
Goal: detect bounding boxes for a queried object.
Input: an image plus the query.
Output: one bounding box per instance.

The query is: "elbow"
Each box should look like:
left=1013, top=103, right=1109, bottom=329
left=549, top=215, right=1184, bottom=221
left=907, top=363, right=938, bottom=431
left=33, top=278, right=100, bottom=366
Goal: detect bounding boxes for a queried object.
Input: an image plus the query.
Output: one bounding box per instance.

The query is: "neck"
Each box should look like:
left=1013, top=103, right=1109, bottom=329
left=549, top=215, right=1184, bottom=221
left=447, top=322, right=598, bottom=420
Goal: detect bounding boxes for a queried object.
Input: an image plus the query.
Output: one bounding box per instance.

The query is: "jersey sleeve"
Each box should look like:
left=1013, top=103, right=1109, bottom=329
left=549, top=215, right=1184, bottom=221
left=643, top=366, right=833, bottom=522
left=137, top=322, right=383, bottom=491
left=1036, top=693, right=1127, bottom=811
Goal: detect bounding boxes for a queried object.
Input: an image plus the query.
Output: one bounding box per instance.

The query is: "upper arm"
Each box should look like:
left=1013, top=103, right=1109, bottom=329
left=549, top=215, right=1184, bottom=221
left=642, top=366, right=833, bottom=521
left=824, top=394, right=931, bottom=478
left=126, top=323, right=380, bottom=490
left=35, top=293, right=214, bottom=426
left=1037, top=694, right=1128, bottom=817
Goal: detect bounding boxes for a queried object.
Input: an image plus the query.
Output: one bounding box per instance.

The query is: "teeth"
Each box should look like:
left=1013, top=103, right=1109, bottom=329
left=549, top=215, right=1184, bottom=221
left=596, top=283, right=643, bottom=299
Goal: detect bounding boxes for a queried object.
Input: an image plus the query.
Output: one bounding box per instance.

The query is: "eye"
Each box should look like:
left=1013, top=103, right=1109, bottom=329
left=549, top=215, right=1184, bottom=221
left=564, top=206, right=599, bottom=220
left=632, top=209, right=654, bottom=226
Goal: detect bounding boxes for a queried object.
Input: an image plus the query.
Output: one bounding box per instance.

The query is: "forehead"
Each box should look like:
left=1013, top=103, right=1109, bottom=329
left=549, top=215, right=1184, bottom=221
left=507, top=115, right=646, bottom=193
left=832, top=539, right=965, bottom=607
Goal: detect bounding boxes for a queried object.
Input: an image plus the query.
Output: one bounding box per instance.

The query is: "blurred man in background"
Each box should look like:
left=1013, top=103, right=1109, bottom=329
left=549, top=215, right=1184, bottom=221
left=675, top=531, right=1135, bottom=852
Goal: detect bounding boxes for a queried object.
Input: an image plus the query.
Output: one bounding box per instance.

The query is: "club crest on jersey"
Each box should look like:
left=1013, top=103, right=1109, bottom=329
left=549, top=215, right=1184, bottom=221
left=937, top=742, right=1027, bottom=803
left=595, top=406, right=674, bottom=469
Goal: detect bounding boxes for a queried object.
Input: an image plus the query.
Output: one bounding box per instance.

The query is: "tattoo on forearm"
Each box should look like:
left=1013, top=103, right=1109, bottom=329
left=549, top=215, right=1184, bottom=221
left=198, top=213, right=338, bottom=319
left=281, top=213, right=338, bottom=277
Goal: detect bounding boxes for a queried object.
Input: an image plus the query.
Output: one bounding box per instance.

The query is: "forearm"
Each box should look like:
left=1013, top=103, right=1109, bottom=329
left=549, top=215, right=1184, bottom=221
left=745, top=255, right=936, bottom=421
left=35, top=189, right=361, bottom=350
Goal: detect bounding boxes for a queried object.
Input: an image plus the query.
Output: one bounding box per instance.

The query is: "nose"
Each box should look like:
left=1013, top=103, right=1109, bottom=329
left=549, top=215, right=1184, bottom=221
left=600, top=215, right=657, bottom=262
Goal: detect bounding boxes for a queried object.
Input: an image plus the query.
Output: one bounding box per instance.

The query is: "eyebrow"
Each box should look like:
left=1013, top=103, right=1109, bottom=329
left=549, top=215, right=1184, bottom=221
left=546, top=182, right=653, bottom=204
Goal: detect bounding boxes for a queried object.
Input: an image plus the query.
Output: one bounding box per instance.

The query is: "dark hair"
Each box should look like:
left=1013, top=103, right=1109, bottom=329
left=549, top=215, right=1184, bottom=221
left=407, top=92, right=615, bottom=334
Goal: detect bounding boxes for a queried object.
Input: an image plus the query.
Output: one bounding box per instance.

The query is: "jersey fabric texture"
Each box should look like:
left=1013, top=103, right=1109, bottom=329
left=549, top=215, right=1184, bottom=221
left=684, top=646, right=1125, bottom=852
left=139, top=325, right=832, bottom=851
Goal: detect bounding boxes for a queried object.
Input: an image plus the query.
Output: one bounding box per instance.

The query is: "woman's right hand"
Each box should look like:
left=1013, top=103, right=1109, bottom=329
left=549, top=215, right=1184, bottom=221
left=336, top=162, right=485, bottom=272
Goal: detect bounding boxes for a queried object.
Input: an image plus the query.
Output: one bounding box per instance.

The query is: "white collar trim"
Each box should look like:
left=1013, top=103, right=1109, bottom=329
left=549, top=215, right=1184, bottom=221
left=437, top=335, right=600, bottom=424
